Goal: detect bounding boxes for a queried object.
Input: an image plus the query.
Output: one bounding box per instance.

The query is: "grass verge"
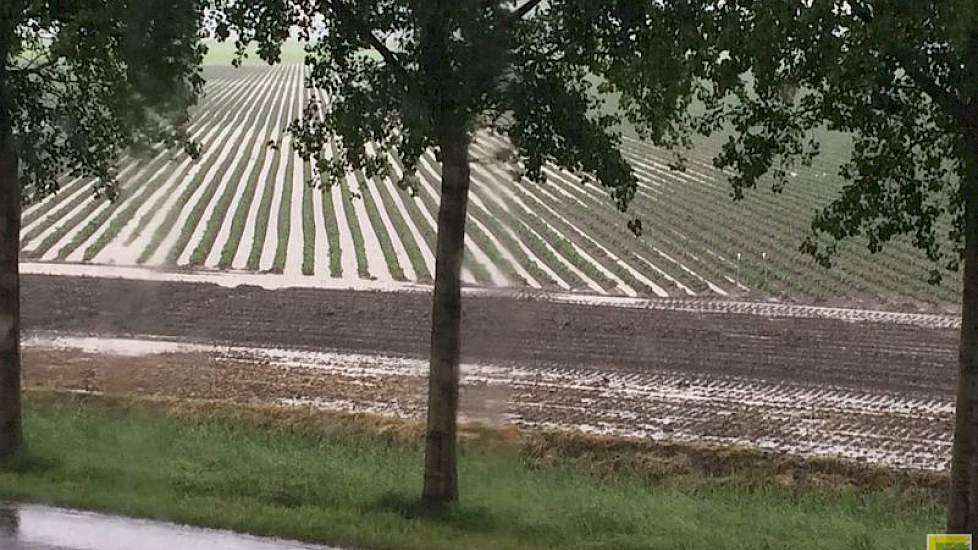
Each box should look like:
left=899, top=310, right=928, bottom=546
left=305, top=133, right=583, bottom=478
left=1, top=393, right=943, bottom=550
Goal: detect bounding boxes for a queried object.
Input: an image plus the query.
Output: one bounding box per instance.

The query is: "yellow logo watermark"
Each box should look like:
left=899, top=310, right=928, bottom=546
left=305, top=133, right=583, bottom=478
left=929, top=534, right=973, bottom=550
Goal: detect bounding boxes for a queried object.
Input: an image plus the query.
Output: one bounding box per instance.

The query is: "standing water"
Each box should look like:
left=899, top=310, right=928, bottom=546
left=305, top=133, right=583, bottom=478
left=0, top=503, right=344, bottom=550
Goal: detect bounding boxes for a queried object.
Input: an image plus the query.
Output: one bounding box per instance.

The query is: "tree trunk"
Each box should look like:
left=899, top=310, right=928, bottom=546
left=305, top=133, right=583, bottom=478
left=0, top=98, right=22, bottom=461
left=421, top=130, right=470, bottom=506
left=949, top=129, right=978, bottom=534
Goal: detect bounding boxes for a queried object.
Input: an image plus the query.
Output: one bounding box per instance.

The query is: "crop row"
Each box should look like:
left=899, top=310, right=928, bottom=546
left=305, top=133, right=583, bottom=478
left=20, top=64, right=956, bottom=305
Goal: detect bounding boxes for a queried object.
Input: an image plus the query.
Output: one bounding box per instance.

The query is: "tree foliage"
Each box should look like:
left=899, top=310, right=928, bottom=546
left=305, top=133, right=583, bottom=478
left=2, top=0, right=208, bottom=204
left=690, top=0, right=978, bottom=282
left=0, top=0, right=209, bottom=462
left=214, top=0, right=715, bottom=227
left=215, top=0, right=721, bottom=504
left=683, top=0, right=978, bottom=533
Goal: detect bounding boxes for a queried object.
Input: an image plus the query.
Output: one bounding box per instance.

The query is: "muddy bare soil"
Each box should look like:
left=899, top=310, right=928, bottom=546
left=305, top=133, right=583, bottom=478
left=21, top=341, right=952, bottom=470
left=20, top=273, right=962, bottom=470
left=22, top=274, right=958, bottom=399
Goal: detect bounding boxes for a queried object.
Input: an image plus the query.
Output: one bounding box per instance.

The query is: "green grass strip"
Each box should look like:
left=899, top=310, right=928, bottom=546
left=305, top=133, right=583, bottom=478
left=339, top=175, right=370, bottom=278
left=245, top=149, right=282, bottom=271
left=372, top=176, right=431, bottom=282
left=188, top=91, right=278, bottom=266
left=319, top=180, right=343, bottom=278
left=1, top=398, right=942, bottom=550
left=80, top=156, right=187, bottom=262
left=354, top=171, right=405, bottom=281
left=217, top=141, right=272, bottom=268
left=21, top=176, right=91, bottom=231
left=164, top=87, right=272, bottom=266
left=270, top=145, right=295, bottom=274
left=301, top=162, right=316, bottom=276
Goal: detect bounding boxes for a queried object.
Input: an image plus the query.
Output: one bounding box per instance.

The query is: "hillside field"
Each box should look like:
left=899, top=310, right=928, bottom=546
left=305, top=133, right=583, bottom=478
left=19, top=61, right=962, bottom=310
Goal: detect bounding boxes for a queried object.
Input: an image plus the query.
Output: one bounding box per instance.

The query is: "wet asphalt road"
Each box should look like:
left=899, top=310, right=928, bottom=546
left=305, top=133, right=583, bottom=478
left=0, top=503, right=343, bottom=550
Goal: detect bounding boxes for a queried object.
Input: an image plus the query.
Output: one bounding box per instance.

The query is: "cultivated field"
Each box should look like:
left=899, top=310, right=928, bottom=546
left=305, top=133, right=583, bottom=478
left=19, top=62, right=961, bottom=309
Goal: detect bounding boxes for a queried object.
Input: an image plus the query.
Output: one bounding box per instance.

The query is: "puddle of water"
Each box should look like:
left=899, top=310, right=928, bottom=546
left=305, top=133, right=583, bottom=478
left=23, top=334, right=220, bottom=357
left=23, top=332, right=952, bottom=470
left=0, top=503, right=344, bottom=550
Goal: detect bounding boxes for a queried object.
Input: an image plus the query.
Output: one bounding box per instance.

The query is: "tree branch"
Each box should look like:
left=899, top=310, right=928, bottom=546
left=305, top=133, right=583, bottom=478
left=329, top=1, right=409, bottom=81
left=512, top=0, right=545, bottom=19
left=898, top=60, right=968, bottom=121
left=849, top=3, right=966, bottom=122
left=13, top=56, right=55, bottom=75
left=361, top=27, right=408, bottom=79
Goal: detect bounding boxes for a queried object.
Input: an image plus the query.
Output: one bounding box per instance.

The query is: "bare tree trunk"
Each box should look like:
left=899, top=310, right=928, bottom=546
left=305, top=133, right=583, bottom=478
left=0, top=96, right=22, bottom=461
left=949, top=129, right=978, bottom=534
left=421, top=130, right=470, bottom=506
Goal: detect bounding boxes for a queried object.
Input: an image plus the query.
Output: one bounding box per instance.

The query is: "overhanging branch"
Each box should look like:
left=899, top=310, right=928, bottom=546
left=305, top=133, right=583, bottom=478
left=9, top=48, right=55, bottom=75
left=361, top=27, right=408, bottom=80
left=897, top=60, right=967, bottom=122
left=849, top=4, right=966, bottom=122
left=512, top=0, right=545, bottom=19
left=329, top=1, right=409, bottom=81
